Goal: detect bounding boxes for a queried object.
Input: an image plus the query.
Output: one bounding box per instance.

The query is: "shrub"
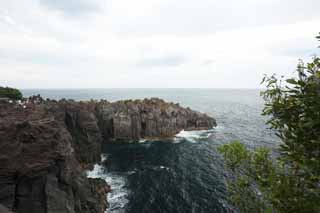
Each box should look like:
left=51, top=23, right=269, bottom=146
left=0, top=86, right=23, bottom=100
left=219, top=34, right=320, bottom=213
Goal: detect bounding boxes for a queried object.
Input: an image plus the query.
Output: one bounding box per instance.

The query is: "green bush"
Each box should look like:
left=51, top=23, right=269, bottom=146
left=219, top=34, right=320, bottom=213
left=0, top=87, right=23, bottom=100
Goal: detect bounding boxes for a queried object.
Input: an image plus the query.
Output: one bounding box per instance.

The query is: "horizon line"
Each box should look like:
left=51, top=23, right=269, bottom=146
left=20, top=87, right=262, bottom=90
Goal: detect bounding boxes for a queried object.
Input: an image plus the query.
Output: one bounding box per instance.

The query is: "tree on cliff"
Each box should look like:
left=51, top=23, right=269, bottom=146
left=0, top=86, right=23, bottom=100
left=219, top=33, right=320, bottom=213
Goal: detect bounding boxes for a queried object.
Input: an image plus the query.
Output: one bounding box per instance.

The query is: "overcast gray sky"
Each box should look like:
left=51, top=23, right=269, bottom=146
left=0, top=0, right=319, bottom=88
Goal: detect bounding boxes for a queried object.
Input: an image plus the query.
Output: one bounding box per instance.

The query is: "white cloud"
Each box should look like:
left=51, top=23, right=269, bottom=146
left=0, top=0, right=319, bottom=88
left=39, top=0, right=105, bottom=15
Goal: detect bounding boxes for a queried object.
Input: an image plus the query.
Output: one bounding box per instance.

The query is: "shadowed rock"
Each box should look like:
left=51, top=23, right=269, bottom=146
left=0, top=103, right=108, bottom=213
left=46, top=100, right=103, bottom=165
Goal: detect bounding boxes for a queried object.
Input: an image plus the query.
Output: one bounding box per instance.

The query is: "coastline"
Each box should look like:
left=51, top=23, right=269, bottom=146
left=0, top=95, right=216, bottom=213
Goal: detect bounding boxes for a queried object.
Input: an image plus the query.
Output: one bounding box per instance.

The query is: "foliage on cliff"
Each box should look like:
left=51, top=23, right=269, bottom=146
left=0, top=86, right=23, bottom=100
left=219, top=34, right=320, bottom=213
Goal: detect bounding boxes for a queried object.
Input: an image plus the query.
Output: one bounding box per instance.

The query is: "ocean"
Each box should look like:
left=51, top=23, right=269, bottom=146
left=22, top=89, right=279, bottom=213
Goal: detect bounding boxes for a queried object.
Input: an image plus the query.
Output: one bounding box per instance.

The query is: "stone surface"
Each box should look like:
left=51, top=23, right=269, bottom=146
left=0, top=102, right=108, bottom=213
left=46, top=100, right=103, bottom=165
left=96, top=98, right=216, bottom=140
left=0, top=204, right=12, bottom=213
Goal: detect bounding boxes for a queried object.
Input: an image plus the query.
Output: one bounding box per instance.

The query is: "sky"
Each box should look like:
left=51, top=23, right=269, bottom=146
left=0, top=0, right=319, bottom=89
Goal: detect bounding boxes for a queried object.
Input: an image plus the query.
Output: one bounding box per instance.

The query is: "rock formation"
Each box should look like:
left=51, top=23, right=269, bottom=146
left=46, top=100, right=103, bottom=165
left=96, top=98, right=216, bottom=140
left=0, top=102, right=109, bottom=213
left=0, top=96, right=216, bottom=213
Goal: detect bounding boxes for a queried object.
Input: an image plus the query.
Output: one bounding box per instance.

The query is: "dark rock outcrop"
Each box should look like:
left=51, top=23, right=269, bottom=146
left=96, top=98, right=216, bottom=140
left=0, top=96, right=216, bottom=213
left=45, top=100, right=103, bottom=165
left=0, top=103, right=108, bottom=213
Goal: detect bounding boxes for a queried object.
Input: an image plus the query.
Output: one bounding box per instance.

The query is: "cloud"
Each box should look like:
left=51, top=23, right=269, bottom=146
left=0, top=15, right=16, bottom=25
left=108, top=0, right=320, bottom=36
left=136, top=55, right=187, bottom=68
left=39, top=0, right=104, bottom=16
left=202, top=60, right=215, bottom=66
left=0, top=0, right=319, bottom=88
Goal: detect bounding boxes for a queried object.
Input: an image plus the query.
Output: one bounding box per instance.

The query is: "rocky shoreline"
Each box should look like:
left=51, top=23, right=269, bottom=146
left=0, top=96, right=216, bottom=213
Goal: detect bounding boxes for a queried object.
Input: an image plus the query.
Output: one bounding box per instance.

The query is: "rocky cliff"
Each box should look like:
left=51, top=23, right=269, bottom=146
left=46, top=100, right=103, bottom=165
left=0, top=102, right=109, bottom=213
left=0, top=96, right=216, bottom=213
left=96, top=98, right=216, bottom=141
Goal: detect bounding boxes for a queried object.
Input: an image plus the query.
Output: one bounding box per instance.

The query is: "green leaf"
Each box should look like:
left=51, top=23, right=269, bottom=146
left=286, top=78, right=298, bottom=85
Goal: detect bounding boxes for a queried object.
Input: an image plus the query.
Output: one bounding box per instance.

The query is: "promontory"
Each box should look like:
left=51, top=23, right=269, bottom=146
left=0, top=96, right=216, bottom=213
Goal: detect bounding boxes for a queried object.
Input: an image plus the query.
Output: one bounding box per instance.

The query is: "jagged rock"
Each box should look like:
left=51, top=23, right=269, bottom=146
left=0, top=96, right=216, bottom=213
left=88, top=178, right=111, bottom=213
left=96, top=98, right=216, bottom=140
left=46, top=101, right=103, bottom=165
left=0, top=104, right=108, bottom=213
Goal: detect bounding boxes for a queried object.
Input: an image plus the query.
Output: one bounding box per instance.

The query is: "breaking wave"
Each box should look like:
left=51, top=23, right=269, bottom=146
left=174, top=129, right=215, bottom=143
left=86, top=154, right=129, bottom=213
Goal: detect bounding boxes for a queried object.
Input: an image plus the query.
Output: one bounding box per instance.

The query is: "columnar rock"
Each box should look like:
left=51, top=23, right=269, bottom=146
left=46, top=100, right=103, bottom=165
left=96, top=98, right=216, bottom=140
left=0, top=96, right=216, bottom=213
left=0, top=103, right=109, bottom=213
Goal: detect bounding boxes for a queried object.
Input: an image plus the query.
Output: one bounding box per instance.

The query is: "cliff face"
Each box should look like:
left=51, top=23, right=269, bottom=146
left=46, top=100, right=103, bottom=165
left=0, top=103, right=109, bottom=213
left=96, top=98, right=216, bottom=140
left=0, top=97, right=216, bottom=213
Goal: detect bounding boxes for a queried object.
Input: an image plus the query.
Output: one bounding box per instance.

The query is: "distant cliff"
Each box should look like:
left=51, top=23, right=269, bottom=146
left=0, top=96, right=216, bottom=213
left=96, top=98, right=216, bottom=140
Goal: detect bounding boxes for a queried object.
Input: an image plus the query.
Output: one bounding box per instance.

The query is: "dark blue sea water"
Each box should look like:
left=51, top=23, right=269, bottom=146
left=22, top=89, right=279, bottom=213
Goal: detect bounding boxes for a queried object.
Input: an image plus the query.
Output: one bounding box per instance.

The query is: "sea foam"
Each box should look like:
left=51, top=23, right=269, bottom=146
left=86, top=154, right=129, bottom=213
left=174, top=129, right=214, bottom=143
